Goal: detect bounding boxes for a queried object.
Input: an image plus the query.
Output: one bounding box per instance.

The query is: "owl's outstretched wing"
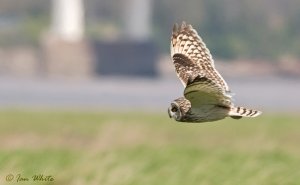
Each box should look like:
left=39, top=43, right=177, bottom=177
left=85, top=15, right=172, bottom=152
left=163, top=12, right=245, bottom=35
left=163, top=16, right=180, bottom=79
left=184, top=76, right=232, bottom=108
left=171, top=22, right=230, bottom=93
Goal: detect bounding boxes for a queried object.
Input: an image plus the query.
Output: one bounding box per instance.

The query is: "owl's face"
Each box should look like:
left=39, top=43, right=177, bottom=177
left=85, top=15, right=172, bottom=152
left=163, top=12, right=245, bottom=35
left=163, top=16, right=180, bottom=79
left=168, top=102, right=183, bottom=121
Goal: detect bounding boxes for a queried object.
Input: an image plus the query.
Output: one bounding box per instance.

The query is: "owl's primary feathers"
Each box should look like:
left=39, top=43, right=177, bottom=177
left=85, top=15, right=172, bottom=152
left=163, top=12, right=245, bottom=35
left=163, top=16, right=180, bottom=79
left=168, top=22, right=261, bottom=123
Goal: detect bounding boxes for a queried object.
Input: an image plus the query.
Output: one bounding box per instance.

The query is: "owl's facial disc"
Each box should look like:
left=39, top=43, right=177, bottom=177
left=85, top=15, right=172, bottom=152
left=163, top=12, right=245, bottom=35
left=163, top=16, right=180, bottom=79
left=168, top=102, right=182, bottom=121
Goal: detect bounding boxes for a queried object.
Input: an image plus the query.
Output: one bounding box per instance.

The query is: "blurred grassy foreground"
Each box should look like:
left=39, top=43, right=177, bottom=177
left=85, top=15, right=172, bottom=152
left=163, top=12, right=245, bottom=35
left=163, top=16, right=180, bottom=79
left=0, top=110, right=300, bottom=185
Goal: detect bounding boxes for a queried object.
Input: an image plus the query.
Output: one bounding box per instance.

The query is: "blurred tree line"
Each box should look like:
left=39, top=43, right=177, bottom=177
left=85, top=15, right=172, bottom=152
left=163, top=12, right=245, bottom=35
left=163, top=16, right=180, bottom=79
left=151, top=0, right=300, bottom=60
left=0, top=0, right=300, bottom=60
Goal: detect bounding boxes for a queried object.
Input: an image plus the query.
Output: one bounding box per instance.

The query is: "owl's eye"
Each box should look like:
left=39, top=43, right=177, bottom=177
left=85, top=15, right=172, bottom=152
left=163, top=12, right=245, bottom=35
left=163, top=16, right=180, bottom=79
left=171, top=107, right=178, bottom=112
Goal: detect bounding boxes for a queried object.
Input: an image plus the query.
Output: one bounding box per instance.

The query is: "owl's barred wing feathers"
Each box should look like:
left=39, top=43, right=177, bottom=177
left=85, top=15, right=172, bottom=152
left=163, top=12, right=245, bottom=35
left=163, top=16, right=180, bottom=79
left=171, top=22, right=229, bottom=92
left=172, top=53, right=205, bottom=87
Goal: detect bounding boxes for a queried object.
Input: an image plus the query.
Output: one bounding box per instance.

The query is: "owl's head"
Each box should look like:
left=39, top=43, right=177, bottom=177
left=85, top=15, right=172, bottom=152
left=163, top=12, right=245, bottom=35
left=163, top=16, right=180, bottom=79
left=168, top=97, right=191, bottom=122
left=168, top=101, right=183, bottom=121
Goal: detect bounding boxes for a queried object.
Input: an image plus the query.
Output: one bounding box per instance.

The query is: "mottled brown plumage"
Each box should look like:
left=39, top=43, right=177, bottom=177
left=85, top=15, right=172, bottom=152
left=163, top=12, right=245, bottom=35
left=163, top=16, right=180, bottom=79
left=168, top=22, right=262, bottom=123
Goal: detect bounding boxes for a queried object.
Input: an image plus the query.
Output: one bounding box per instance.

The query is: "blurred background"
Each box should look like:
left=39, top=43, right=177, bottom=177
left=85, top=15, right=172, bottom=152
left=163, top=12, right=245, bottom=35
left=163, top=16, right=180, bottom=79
left=0, top=0, right=299, bottom=111
left=0, top=0, right=300, bottom=185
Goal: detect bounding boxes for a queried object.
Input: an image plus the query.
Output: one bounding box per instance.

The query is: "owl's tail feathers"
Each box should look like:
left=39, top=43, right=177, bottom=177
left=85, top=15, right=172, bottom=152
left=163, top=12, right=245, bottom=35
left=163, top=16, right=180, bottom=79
left=229, top=106, right=262, bottom=119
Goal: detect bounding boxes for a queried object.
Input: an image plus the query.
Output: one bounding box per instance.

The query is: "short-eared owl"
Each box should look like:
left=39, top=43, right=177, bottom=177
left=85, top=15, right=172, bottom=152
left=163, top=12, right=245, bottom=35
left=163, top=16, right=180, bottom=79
left=168, top=22, right=262, bottom=123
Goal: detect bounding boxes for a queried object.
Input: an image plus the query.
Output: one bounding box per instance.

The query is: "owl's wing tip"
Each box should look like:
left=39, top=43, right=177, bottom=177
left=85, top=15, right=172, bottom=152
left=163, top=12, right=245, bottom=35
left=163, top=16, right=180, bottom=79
left=173, top=21, right=194, bottom=33
left=181, top=21, right=186, bottom=28
left=173, top=23, right=178, bottom=33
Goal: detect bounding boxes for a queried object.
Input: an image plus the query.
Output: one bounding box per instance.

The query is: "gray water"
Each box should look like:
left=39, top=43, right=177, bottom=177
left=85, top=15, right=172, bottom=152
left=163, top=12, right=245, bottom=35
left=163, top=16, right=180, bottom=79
left=0, top=76, right=299, bottom=113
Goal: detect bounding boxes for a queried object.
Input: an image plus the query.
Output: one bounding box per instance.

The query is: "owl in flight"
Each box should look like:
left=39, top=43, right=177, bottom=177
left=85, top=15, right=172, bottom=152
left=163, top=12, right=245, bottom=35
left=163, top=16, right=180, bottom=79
left=168, top=22, right=262, bottom=123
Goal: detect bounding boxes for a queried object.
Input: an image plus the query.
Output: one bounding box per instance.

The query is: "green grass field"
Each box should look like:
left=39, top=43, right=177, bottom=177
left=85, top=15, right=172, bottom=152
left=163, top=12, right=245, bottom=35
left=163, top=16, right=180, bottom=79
left=0, top=109, right=299, bottom=185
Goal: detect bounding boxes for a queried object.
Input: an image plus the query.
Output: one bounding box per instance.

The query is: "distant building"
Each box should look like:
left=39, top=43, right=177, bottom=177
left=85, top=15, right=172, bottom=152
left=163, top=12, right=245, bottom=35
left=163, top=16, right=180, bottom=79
left=41, top=0, right=157, bottom=79
left=41, top=0, right=93, bottom=79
